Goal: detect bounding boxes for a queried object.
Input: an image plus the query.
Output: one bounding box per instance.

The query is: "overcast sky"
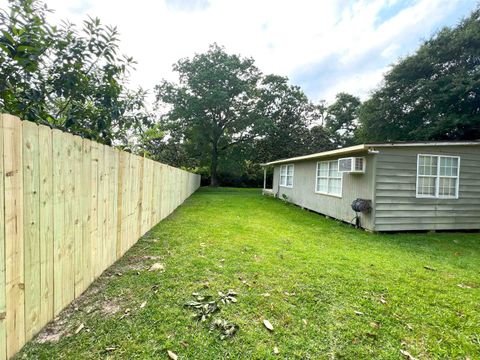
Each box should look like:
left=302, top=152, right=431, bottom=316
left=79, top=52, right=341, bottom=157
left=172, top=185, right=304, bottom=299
left=2, top=0, right=476, bottom=103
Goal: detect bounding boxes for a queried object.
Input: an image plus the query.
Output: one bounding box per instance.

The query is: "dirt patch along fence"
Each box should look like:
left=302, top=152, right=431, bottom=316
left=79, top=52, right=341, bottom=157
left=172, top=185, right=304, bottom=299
left=0, top=114, right=201, bottom=359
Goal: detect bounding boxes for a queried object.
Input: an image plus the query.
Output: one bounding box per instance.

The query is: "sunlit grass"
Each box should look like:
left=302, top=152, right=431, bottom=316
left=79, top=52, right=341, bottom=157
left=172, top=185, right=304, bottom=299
left=18, top=188, right=480, bottom=359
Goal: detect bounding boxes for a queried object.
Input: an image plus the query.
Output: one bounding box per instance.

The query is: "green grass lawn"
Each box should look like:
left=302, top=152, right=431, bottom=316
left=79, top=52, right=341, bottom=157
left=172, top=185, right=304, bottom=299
left=17, top=188, right=480, bottom=359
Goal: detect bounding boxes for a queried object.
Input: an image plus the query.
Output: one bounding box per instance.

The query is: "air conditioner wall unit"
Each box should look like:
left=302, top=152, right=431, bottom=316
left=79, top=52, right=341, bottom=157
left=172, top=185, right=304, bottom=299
left=338, top=157, right=365, bottom=173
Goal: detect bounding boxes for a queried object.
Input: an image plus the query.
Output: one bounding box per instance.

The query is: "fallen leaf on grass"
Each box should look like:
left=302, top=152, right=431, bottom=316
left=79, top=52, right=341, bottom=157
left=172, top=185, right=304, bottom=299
left=149, top=263, right=165, bottom=272
left=380, top=297, right=387, bottom=304
left=261, top=293, right=270, bottom=297
left=400, top=349, right=417, bottom=360
left=105, top=346, right=116, bottom=352
left=140, top=301, right=147, bottom=309
left=273, top=346, right=279, bottom=354
left=263, top=319, right=274, bottom=331
left=406, top=324, right=413, bottom=331
left=370, top=322, right=380, bottom=329
left=354, top=311, right=364, bottom=316
left=167, top=350, right=178, bottom=360
left=210, top=318, right=239, bottom=340
left=218, top=290, right=238, bottom=305
left=74, top=323, right=84, bottom=334
left=423, top=265, right=437, bottom=271
left=302, top=319, right=308, bottom=325
left=457, top=283, right=472, bottom=289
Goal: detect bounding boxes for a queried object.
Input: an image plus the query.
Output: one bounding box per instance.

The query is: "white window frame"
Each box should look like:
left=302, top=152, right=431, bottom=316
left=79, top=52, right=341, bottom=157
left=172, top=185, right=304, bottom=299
left=416, top=154, right=460, bottom=199
left=315, top=160, right=343, bottom=198
left=279, top=164, right=294, bottom=188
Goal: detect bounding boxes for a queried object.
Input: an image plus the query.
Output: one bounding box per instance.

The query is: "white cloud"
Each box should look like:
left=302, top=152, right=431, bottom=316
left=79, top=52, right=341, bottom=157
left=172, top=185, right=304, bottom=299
left=0, top=0, right=475, bottom=103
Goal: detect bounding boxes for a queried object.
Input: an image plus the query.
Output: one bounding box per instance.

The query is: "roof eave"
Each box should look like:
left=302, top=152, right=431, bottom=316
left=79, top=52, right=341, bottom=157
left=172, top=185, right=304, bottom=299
left=262, top=144, right=369, bottom=166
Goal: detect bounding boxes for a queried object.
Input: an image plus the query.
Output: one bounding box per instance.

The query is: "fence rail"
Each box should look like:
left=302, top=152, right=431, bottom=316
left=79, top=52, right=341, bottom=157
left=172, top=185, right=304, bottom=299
left=0, top=114, right=201, bottom=359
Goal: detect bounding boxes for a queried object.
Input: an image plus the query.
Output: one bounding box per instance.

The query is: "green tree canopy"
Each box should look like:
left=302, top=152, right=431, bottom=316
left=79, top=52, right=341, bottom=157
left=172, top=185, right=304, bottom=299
left=358, top=7, right=480, bottom=142
left=325, top=92, right=361, bottom=147
left=155, top=44, right=262, bottom=186
left=0, top=0, right=151, bottom=145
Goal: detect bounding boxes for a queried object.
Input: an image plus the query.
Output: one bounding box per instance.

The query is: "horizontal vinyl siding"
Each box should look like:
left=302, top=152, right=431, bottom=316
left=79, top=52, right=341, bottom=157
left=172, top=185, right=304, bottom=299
left=272, top=154, right=375, bottom=230
left=374, top=146, right=480, bottom=231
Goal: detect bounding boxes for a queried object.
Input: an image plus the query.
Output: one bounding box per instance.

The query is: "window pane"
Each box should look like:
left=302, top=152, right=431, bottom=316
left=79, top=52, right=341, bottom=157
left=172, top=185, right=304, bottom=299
left=439, top=177, right=456, bottom=197
left=286, top=175, right=293, bottom=186
left=328, top=178, right=341, bottom=196
left=329, top=161, right=340, bottom=178
left=318, top=162, right=328, bottom=177
left=439, top=157, right=458, bottom=176
left=317, top=178, right=328, bottom=193
left=280, top=166, right=287, bottom=176
left=280, top=175, right=286, bottom=186
left=287, top=165, right=294, bottom=176
left=417, top=176, right=436, bottom=196
left=419, top=155, right=437, bottom=176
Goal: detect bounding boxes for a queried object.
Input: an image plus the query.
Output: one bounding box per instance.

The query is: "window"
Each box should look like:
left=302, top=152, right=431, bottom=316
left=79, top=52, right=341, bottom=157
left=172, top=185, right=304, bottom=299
left=315, top=160, right=342, bottom=197
left=280, top=164, right=294, bottom=188
left=416, top=154, right=460, bottom=199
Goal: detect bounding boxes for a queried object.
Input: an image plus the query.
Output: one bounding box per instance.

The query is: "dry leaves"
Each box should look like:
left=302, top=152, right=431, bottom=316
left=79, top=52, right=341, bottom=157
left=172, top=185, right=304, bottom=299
left=354, top=311, right=364, bottom=316
left=140, top=301, right=147, bottom=309
left=167, top=350, right=178, bottom=360
left=149, top=263, right=165, bottom=272
left=273, top=346, right=279, bottom=354
left=457, top=283, right=472, bottom=289
left=218, top=290, right=238, bottom=305
left=423, top=265, right=437, bottom=271
left=74, top=323, right=84, bottom=334
left=210, top=318, right=239, bottom=340
left=400, top=349, right=417, bottom=360
left=263, top=319, right=274, bottom=331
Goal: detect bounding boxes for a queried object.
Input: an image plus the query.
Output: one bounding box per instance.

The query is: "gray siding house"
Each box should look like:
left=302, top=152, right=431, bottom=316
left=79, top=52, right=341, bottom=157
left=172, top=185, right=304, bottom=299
left=263, top=142, right=480, bottom=231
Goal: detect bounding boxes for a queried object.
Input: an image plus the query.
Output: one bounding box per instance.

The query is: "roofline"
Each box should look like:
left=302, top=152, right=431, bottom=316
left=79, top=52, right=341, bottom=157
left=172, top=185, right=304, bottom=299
left=262, top=141, right=480, bottom=166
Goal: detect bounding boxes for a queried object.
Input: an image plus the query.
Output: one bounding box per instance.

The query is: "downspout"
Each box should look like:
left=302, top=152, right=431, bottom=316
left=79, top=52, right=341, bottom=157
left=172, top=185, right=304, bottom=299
left=263, top=167, right=266, bottom=191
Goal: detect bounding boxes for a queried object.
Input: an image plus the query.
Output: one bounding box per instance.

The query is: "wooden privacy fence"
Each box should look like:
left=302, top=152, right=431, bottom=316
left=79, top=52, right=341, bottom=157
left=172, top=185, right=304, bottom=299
left=0, top=114, right=201, bottom=359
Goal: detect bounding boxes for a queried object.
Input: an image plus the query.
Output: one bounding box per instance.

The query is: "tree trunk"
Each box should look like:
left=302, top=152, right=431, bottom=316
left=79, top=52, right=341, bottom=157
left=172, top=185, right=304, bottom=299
left=210, top=145, right=219, bottom=186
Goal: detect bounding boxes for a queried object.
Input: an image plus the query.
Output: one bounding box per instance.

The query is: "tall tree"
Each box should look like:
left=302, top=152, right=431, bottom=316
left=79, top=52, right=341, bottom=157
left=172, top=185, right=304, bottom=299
left=0, top=0, right=151, bottom=145
left=325, top=92, right=361, bottom=147
left=358, top=7, right=480, bottom=142
left=155, top=44, right=261, bottom=186
left=254, top=74, right=322, bottom=162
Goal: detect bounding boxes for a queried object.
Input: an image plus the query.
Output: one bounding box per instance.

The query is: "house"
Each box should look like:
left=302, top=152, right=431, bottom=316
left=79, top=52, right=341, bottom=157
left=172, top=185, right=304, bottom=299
left=262, top=142, right=480, bottom=231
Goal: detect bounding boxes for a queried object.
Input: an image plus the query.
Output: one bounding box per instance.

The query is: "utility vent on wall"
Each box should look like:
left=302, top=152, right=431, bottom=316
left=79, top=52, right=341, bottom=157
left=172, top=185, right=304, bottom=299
left=338, top=157, right=365, bottom=173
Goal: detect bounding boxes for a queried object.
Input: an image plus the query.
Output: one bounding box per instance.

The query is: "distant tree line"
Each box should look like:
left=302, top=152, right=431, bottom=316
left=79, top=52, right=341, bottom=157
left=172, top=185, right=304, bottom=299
left=1, top=0, right=478, bottom=186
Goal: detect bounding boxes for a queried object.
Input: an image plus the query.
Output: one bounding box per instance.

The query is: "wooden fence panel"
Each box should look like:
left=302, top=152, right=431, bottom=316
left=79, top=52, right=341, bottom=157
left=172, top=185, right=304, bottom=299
left=0, top=115, right=6, bottom=360
left=3, top=115, right=25, bottom=358
left=22, top=120, right=41, bottom=340
left=0, top=114, right=200, bottom=359
left=73, top=136, right=84, bottom=298
left=38, top=125, right=54, bottom=329
left=81, top=139, right=92, bottom=292
left=63, top=132, right=75, bottom=308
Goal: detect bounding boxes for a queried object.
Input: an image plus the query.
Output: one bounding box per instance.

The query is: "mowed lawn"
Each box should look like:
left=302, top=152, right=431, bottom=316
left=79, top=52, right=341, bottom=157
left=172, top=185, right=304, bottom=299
left=17, top=188, right=480, bottom=359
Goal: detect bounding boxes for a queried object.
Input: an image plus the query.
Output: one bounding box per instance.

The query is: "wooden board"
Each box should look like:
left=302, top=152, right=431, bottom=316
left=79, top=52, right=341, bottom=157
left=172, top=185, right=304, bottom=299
left=0, top=115, right=6, bottom=360
left=82, top=139, right=92, bottom=286
left=38, top=125, right=54, bottom=327
left=52, top=129, right=65, bottom=315
left=22, top=120, right=41, bottom=340
left=3, top=115, right=25, bottom=357
left=73, top=136, right=84, bottom=297
left=62, top=132, right=75, bottom=307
